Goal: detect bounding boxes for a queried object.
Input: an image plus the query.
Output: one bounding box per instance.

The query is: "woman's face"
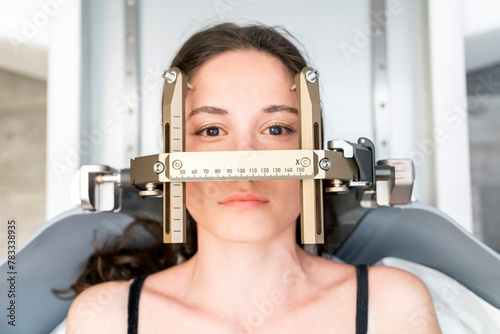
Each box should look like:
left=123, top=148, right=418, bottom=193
left=185, top=50, right=301, bottom=243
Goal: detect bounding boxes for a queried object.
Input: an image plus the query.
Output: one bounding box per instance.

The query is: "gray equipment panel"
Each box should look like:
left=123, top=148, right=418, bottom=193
left=0, top=209, right=135, bottom=334
left=335, top=202, right=500, bottom=309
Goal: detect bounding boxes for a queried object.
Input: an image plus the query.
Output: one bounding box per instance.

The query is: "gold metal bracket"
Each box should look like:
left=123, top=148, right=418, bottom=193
left=162, top=68, right=186, bottom=243
left=296, top=67, right=324, bottom=244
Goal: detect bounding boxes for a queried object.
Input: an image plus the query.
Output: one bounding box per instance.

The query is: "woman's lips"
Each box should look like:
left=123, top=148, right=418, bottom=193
left=219, top=193, right=269, bottom=209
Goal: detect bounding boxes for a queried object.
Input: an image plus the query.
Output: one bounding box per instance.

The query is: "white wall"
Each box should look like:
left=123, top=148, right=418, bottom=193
left=138, top=0, right=374, bottom=157
left=0, top=0, right=50, bottom=79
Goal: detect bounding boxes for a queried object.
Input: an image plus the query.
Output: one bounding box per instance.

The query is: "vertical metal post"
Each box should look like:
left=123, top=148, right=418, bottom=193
left=296, top=67, right=324, bottom=244
left=162, top=68, right=187, bottom=243
left=371, top=0, right=391, bottom=159
left=124, top=0, right=140, bottom=159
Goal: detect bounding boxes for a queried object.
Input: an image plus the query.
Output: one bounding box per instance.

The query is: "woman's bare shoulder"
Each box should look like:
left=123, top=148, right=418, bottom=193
left=368, top=265, right=441, bottom=333
left=66, top=279, right=132, bottom=334
left=315, top=259, right=441, bottom=333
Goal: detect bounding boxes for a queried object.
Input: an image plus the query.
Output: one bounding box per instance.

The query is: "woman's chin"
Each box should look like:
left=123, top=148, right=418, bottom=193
left=215, top=215, right=275, bottom=242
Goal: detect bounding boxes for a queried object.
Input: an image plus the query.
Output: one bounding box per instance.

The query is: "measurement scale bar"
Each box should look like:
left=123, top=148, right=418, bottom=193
left=167, top=150, right=317, bottom=181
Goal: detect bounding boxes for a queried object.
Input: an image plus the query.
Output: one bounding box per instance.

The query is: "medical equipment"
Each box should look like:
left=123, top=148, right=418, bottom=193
left=80, top=66, right=415, bottom=244
left=1, top=67, right=499, bottom=334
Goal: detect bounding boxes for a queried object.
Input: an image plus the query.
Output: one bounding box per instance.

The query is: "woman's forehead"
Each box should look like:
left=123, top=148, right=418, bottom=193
left=185, top=50, right=297, bottom=113
left=186, top=50, right=297, bottom=114
left=189, top=50, right=294, bottom=87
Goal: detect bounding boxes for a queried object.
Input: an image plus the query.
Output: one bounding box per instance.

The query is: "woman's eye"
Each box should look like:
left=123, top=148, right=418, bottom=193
left=194, top=124, right=294, bottom=137
left=195, top=126, right=226, bottom=137
left=263, top=125, right=294, bottom=136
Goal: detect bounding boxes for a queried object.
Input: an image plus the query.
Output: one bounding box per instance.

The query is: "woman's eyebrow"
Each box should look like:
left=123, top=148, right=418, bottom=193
left=262, top=105, right=298, bottom=115
left=187, top=106, right=228, bottom=120
left=187, top=105, right=298, bottom=120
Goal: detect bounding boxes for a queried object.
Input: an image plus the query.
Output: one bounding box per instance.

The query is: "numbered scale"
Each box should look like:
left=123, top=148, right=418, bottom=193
left=128, top=67, right=400, bottom=245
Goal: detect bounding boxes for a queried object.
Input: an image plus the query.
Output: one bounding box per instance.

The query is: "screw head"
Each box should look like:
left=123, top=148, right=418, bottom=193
left=300, top=157, right=311, bottom=167
left=306, top=70, right=319, bottom=83
left=319, top=158, right=331, bottom=171
left=162, top=70, right=177, bottom=83
left=172, top=160, right=182, bottom=170
left=154, top=161, right=165, bottom=174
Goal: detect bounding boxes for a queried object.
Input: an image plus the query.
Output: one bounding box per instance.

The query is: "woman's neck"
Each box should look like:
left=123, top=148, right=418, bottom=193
left=181, top=222, right=320, bottom=329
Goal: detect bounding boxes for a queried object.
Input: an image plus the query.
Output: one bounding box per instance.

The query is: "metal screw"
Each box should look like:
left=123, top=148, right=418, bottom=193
left=172, top=160, right=182, bottom=170
left=163, top=70, right=177, bottom=83
left=319, top=158, right=331, bottom=171
left=300, top=157, right=311, bottom=167
left=325, top=179, right=349, bottom=193
left=154, top=161, right=165, bottom=174
left=139, top=182, right=162, bottom=197
left=306, top=70, right=319, bottom=83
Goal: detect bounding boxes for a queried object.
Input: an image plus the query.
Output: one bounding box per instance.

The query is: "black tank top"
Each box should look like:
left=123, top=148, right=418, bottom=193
left=127, top=264, right=369, bottom=334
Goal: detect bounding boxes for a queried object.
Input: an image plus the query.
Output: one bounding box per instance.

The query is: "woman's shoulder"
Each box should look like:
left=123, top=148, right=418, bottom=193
left=319, top=257, right=434, bottom=303
left=367, top=264, right=433, bottom=306
left=367, top=265, right=441, bottom=333
left=318, top=258, right=440, bottom=333
left=66, top=278, right=134, bottom=334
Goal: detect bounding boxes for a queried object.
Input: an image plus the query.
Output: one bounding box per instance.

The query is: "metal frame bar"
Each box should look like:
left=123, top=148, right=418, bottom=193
left=124, top=0, right=141, bottom=158
left=371, top=0, right=391, bottom=159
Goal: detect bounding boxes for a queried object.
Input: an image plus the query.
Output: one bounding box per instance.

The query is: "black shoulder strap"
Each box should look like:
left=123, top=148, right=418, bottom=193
left=356, top=264, right=369, bottom=334
left=128, top=275, right=148, bottom=334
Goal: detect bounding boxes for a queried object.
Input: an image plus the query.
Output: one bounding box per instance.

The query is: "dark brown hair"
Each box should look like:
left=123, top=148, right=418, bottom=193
left=171, top=22, right=307, bottom=79
left=63, top=22, right=331, bottom=296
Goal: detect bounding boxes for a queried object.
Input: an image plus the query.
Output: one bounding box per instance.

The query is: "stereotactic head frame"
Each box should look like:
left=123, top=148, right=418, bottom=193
left=125, top=67, right=414, bottom=244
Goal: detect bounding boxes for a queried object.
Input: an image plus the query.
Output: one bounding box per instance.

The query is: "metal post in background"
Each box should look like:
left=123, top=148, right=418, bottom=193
left=371, top=0, right=391, bottom=160
left=124, top=0, right=140, bottom=159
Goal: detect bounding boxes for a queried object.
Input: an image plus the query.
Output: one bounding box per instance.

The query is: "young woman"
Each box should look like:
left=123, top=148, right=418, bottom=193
left=66, top=23, right=441, bottom=333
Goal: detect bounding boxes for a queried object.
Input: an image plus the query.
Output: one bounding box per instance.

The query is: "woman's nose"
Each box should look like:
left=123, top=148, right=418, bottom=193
left=232, top=132, right=259, bottom=151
